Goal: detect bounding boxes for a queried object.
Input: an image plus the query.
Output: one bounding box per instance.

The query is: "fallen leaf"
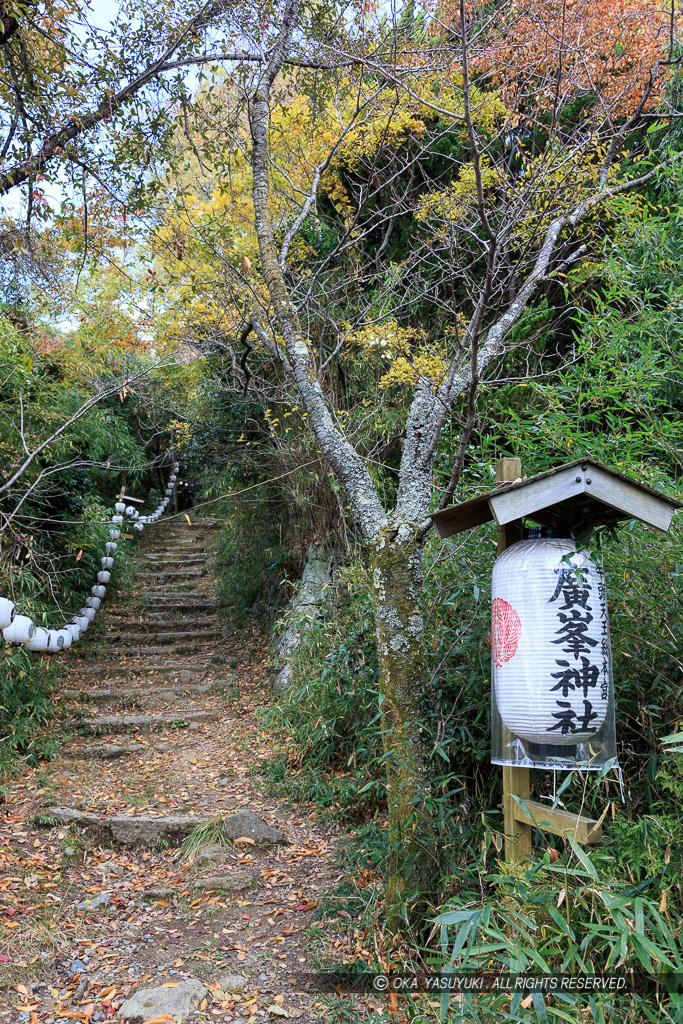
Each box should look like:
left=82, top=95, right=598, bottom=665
left=184, top=513, right=192, bottom=526
left=233, top=836, right=256, bottom=847
left=267, top=1006, right=289, bottom=1017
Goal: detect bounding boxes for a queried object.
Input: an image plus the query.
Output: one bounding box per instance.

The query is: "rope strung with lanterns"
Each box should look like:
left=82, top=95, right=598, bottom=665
left=0, top=461, right=180, bottom=653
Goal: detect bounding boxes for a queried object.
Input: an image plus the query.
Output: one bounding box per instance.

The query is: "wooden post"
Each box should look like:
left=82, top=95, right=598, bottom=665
left=495, top=457, right=532, bottom=863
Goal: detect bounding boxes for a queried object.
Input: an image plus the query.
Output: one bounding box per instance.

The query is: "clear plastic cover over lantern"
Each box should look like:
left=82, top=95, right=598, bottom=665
left=490, top=532, right=617, bottom=771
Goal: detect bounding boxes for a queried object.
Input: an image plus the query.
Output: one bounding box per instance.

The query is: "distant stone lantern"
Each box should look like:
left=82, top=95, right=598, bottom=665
left=431, top=457, right=681, bottom=860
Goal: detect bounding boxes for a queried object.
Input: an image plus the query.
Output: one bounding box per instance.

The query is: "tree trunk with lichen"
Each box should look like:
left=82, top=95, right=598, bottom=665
left=372, top=526, right=439, bottom=928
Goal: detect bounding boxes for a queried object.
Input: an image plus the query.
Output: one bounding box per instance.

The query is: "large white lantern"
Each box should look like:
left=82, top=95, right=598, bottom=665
left=101, top=556, right=114, bottom=569
left=125, top=506, right=137, bottom=518
left=115, top=501, right=126, bottom=513
left=86, top=596, right=101, bottom=610
left=133, top=522, right=144, bottom=532
left=0, top=594, right=15, bottom=629
left=109, top=528, right=121, bottom=540
left=47, top=628, right=71, bottom=651
left=3, top=613, right=35, bottom=644
left=491, top=535, right=616, bottom=770
left=105, top=542, right=117, bottom=554
left=112, top=515, right=123, bottom=525
left=74, top=615, right=90, bottom=633
left=25, top=626, right=49, bottom=651
left=81, top=606, right=96, bottom=622
left=66, top=621, right=83, bottom=642
left=92, top=585, right=106, bottom=598
left=97, top=570, right=111, bottom=584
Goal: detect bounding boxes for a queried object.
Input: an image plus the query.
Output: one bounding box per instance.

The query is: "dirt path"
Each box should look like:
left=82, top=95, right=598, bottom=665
left=0, top=520, right=351, bottom=1024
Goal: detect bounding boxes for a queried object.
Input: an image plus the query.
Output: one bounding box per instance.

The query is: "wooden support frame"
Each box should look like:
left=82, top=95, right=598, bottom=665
left=513, top=799, right=602, bottom=844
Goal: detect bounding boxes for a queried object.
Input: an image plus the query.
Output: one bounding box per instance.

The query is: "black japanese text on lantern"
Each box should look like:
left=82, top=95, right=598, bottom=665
left=547, top=562, right=600, bottom=736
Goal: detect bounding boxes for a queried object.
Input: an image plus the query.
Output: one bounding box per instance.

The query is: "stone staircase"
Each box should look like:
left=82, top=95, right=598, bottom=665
left=64, top=516, right=231, bottom=746
left=1, top=512, right=337, bottom=1024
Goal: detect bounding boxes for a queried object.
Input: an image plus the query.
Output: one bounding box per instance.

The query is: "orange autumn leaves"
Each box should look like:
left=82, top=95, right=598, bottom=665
left=442, top=0, right=674, bottom=118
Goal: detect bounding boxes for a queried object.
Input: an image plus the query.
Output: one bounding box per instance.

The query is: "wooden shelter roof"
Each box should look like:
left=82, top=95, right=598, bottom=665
left=430, top=458, right=681, bottom=539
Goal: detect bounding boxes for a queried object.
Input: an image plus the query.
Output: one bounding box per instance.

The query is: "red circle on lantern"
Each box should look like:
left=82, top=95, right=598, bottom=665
left=492, top=598, right=521, bottom=667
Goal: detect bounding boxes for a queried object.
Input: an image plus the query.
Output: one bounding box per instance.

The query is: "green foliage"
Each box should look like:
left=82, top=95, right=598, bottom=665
left=434, top=844, right=683, bottom=1023
left=0, top=646, right=60, bottom=780
left=259, top=565, right=386, bottom=821
left=213, top=507, right=291, bottom=628
left=180, top=813, right=230, bottom=859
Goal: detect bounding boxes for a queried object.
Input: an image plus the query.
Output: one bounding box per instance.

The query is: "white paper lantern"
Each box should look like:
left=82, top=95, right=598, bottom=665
left=86, top=596, right=101, bottom=610
left=57, top=628, right=72, bottom=649
left=75, top=615, right=89, bottom=633
left=109, top=528, right=121, bottom=540
left=0, top=595, right=15, bottom=629
left=165, top=487, right=173, bottom=497
left=133, top=521, right=144, bottom=533
left=81, top=606, right=96, bottom=622
left=3, top=613, right=35, bottom=644
left=125, top=506, right=137, bottom=518
left=115, top=501, right=126, bottom=513
left=92, top=585, right=106, bottom=599
left=66, top=621, right=83, bottom=642
left=112, top=515, right=123, bottom=525
left=46, top=628, right=71, bottom=651
left=491, top=537, right=615, bottom=767
left=97, top=570, right=111, bottom=584
left=105, top=542, right=117, bottom=554
left=101, top=556, right=114, bottom=569
left=25, top=626, right=49, bottom=651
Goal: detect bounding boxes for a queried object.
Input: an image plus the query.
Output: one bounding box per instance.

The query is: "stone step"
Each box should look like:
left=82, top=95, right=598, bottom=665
left=63, top=744, right=146, bottom=760
left=99, top=631, right=224, bottom=644
left=135, top=600, right=218, bottom=613
left=143, top=548, right=208, bottom=557
left=91, top=644, right=217, bottom=657
left=149, top=518, right=220, bottom=528
left=141, top=555, right=206, bottom=564
left=101, top=619, right=219, bottom=632
left=75, top=709, right=219, bottom=733
left=69, top=664, right=213, bottom=681
left=137, top=570, right=207, bottom=580
left=64, top=683, right=218, bottom=703
left=44, top=807, right=286, bottom=847
left=137, top=593, right=217, bottom=602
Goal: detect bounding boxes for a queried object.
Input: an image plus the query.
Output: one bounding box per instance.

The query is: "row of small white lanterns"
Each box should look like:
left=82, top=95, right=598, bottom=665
left=0, top=463, right=179, bottom=653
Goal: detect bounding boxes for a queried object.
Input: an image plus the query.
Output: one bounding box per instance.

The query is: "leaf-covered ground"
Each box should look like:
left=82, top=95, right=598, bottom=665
left=0, top=520, right=383, bottom=1023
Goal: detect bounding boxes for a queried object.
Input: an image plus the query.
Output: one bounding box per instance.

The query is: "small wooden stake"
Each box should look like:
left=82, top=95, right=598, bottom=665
left=495, top=457, right=532, bottom=863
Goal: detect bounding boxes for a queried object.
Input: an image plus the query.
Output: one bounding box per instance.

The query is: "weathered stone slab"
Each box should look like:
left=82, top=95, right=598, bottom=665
left=77, top=710, right=218, bottom=733
left=222, top=809, right=287, bottom=846
left=64, top=685, right=213, bottom=702
left=45, top=807, right=286, bottom=847
left=119, top=978, right=208, bottom=1022
left=46, top=807, right=209, bottom=845
left=190, top=870, right=258, bottom=892
left=70, top=664, right=212, bottom=680
left=62, top=744, right=144, bottom=760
